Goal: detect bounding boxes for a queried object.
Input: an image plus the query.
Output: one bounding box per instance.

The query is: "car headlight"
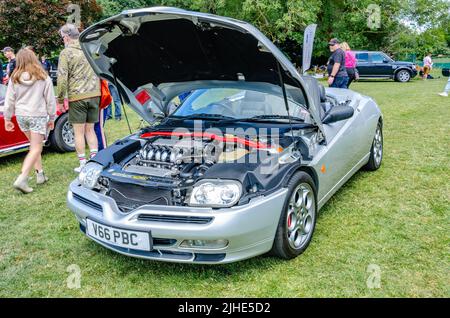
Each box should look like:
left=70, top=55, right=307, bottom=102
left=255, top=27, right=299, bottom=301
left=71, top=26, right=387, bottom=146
left=78, top=162, right=103, bottom=189
left=188, top=180, right=242, bottom=207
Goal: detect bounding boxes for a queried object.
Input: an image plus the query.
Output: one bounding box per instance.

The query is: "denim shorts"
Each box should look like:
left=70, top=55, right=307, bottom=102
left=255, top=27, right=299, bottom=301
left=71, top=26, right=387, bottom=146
left=330, top=76, right=349, bottom=89
left=16, top=116, right=48, bottom=136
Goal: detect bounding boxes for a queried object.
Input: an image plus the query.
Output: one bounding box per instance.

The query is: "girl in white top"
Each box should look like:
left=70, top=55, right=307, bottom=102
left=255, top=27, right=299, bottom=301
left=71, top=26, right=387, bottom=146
left=4, top=48, right=56, bottom=193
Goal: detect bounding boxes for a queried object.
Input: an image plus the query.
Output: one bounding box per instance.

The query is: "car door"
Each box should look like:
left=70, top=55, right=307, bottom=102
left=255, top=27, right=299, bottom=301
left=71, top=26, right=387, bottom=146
left=314, top=94, right=372, bottom=206
left=320, top=117, right=360, bottom=187
left=0, top=85, right=29, bottom=155
left=369, top=52, right=392, bottom=77
left=0, top=112, right=30, bottom=155
left=355, top=52, right=370, bottom=76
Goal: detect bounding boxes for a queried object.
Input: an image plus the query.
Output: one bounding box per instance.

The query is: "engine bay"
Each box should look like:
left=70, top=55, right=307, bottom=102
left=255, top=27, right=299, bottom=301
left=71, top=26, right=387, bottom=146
left=124, top=136, right=222, bottom=179
left=91, top=128, right=315, bottom=212
left=121, top=132, right=280, bottom=181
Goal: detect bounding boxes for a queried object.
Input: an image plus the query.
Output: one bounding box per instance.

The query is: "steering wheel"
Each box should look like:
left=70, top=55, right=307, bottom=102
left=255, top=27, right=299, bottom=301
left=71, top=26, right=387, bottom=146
left=204, top=101, right=237, bottom=117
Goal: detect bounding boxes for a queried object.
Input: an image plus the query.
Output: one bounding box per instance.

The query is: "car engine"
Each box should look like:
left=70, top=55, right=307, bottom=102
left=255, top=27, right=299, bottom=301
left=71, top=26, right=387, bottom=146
left=122, top=136, right=236, bottom=179
left=98, top=133, right=302, bottom=211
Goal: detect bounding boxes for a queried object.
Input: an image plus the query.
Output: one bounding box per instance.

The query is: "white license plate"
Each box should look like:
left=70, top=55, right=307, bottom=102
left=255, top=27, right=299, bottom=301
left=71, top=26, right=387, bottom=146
left=86, top=219, right=152, bottom=251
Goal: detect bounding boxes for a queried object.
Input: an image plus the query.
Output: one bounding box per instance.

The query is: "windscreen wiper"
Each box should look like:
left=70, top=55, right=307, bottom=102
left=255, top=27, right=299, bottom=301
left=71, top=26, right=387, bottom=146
left=166, top=113, right=234, bottom=122
left=220, top=114, right=305, bottom=123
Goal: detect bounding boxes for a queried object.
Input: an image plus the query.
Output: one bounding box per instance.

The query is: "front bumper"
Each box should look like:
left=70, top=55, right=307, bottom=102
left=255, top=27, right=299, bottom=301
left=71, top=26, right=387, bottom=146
left=67, top=180, right=288, bottom=264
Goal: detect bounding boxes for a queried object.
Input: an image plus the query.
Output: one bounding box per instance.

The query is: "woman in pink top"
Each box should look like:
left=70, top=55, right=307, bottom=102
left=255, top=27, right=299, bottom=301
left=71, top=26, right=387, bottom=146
left=341, top=42, right=357, bottom=88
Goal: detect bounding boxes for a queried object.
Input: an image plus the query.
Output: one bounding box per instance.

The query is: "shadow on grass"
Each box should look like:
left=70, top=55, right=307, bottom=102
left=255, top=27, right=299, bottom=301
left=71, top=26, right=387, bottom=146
left=356, top=79, right=394, bottom=83
left=80, top=237, right=282, bottom=279
left=0, top=151, right=27, bottom=165
left=0, top=147, right=65, bottom=166
left=318, top=168, right=376, bottom=216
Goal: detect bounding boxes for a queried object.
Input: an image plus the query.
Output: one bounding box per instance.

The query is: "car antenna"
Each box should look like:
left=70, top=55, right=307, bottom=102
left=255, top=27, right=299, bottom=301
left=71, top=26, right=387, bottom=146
left=276, top=61, right=297, bottom=149
left=109, top=58, right=132, bottom=134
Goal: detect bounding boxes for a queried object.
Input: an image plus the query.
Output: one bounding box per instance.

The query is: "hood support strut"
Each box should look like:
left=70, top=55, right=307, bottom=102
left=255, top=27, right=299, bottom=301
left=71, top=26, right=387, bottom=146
left=276, top=61, right=297, bottom=150
left=110, top=58, right=132, bottom=134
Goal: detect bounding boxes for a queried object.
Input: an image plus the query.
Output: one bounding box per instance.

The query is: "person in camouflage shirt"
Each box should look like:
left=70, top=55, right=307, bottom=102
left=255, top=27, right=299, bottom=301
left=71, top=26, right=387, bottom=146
left=57, top=24, right=101, bottom=172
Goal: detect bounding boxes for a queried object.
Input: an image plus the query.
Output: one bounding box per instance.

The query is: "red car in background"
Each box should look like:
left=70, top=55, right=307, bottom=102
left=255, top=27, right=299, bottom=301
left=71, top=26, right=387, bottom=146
left=0, top=83, right=75, bottom=157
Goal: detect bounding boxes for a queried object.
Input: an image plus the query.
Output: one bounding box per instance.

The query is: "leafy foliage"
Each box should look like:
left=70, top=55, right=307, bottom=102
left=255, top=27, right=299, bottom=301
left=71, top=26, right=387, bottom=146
left=0, top=0, right=102, bottom=57
left=1, top=0, right=448, bottom=63
left=93, top=0, right=449, bottom=62
left=96, top=0, right=153, bottom=18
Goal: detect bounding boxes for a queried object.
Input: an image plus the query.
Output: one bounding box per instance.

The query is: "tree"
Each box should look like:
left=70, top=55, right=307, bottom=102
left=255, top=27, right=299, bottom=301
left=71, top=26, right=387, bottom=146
left=85, top=0, right=450, bottom=62
left=96, top=0, right=155, bottom=18
left=3, top=0, right=446, bottom=63
left=0, top=0, right=102, bottom=56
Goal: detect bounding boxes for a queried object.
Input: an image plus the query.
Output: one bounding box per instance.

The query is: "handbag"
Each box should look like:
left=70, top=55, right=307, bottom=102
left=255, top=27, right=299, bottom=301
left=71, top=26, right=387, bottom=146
left=99, top=79, right=112, bottom=109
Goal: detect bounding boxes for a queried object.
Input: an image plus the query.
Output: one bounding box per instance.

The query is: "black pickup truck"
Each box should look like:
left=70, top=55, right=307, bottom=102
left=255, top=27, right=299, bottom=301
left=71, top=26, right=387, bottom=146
left=355, top=51, right=417, bottom=82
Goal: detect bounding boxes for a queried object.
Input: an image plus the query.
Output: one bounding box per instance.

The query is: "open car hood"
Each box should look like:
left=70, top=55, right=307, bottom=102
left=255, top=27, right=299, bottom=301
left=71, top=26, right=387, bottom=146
left=79, top=6, right=323, bottom=133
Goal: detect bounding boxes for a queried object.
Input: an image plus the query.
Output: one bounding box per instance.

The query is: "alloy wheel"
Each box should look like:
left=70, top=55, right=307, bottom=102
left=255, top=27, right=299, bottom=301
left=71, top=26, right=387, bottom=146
left=373, top=125, right=383, bottom=166
left=62, top=121, right=75, bottom=148
left=398, top=71, right=410, bottom=82
left=286, top=183, right=315, bottom=249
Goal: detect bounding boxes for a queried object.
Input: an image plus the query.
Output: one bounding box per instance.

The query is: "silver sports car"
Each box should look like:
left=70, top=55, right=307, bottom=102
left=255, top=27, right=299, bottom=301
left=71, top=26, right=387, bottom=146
left=67, top=7, right=383, bottom=264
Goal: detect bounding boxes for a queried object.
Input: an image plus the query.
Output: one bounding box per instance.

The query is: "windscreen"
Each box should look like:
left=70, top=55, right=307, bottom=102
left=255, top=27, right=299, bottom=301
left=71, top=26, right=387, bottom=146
left=171, top=88, right=309, bottom=120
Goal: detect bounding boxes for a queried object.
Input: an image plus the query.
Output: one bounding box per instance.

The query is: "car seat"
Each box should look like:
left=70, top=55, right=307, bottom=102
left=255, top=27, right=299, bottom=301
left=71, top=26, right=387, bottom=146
left=286, top=86, right=307, bottom=106
left=318, top=84, right=332, bottom=119
left=238, top=91, right=271, bottom=116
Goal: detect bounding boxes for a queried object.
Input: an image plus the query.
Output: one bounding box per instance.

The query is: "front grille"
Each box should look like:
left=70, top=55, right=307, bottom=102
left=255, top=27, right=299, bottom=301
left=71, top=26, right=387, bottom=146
left=194, top=253, right=226, bottom=262
left=108, top=180, right=173, bottom=212
left=137, top=214, right=213, bottom=224
left=153, top=238, right=177, bottom=246
left=73, top=193, right=102, bottom=212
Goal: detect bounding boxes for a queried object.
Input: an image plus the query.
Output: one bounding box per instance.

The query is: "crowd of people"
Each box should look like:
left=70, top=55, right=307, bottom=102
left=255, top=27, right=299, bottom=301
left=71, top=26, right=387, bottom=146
left=325, top=38, right=450, bottom=96
left=2, top=23, right=122, bottom=194
left=326, top=38, right=357, bottom=89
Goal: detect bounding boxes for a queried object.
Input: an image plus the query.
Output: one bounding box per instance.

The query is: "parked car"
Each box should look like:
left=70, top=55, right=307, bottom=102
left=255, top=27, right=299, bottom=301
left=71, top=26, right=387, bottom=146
left=0, top=83, right=75, bottom=157
left=355, top=51, right=417, bottom=82
left=67, top=7, right=383, bottom=264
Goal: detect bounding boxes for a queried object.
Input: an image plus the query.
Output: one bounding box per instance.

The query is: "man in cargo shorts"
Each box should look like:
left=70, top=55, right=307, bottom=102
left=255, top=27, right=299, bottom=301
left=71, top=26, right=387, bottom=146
left=57, top=24, right=101, bottom=172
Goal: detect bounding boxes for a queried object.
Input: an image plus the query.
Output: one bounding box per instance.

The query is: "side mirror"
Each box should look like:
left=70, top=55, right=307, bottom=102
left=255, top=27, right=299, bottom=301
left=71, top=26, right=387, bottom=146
left=383, top=59, right=389, bottom=63
left=322, top=105, right=354, bottom=124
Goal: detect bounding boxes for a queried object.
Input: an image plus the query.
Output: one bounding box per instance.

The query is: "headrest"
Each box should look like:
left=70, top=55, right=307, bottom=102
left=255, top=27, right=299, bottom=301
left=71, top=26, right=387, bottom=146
left=245, top=90, right=266, bottom=102
left=318, top=84, right=326, bottom=103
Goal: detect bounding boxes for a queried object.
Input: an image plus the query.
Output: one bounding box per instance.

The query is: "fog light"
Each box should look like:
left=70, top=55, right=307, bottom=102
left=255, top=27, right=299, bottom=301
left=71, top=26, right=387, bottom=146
left=180, top=239, right=229, bottom=249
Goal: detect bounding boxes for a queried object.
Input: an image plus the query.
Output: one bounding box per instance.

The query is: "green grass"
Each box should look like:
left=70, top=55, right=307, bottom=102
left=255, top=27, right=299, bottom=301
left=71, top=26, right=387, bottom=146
left=0, top=73, right=449, bottom=298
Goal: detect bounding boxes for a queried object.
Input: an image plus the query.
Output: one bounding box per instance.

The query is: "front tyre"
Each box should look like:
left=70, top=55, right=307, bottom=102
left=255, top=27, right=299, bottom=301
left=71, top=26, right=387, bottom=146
left=271, top=172, right=317, bottom=259
left=49, top=112, right=75, bottom=152
left=395, top=70, right=411, bottom=82
left=363, top=122, right=383, bottom=171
